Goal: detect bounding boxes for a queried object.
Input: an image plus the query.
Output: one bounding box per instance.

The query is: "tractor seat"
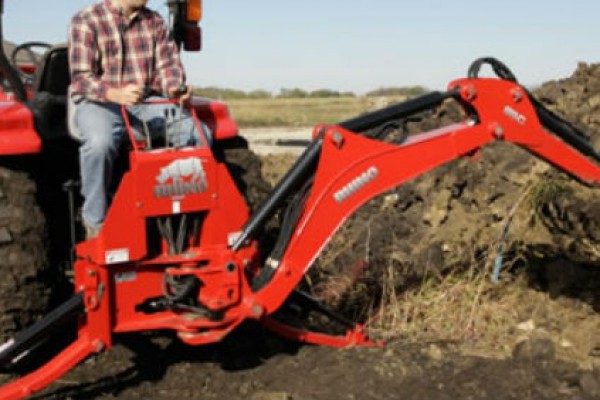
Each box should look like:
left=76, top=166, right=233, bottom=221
left=29, top=44, right=84, bottom=143
left=29, top=44, right=73, bottom=142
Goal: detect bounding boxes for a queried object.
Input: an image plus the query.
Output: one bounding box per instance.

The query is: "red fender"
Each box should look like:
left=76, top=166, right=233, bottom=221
left=0, top=101, right=41, bottom=155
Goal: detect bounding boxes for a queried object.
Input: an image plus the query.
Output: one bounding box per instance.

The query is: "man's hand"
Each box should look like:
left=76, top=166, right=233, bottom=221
left=168, top=84, right=193, bottom=105
left=106, top=84, right=143, bottom=106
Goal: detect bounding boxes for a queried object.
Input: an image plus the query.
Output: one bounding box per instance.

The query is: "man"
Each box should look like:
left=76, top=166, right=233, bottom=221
left=68, top=0, right=205, bottom=238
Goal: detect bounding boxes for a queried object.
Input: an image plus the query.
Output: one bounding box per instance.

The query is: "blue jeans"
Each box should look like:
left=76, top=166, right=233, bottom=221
left=75, top=99, right=210, bottom=229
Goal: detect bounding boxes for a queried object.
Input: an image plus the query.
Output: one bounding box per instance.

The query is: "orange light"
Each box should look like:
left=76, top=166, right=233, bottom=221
left=187, top=0, right=202, bottom=23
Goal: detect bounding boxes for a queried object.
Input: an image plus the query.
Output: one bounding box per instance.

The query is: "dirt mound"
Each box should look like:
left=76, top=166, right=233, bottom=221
left=298, top=63, right=600, bottom=347
left=0, top=166, right=51, bottom=341
left=536, top=63, right=600, bottom=141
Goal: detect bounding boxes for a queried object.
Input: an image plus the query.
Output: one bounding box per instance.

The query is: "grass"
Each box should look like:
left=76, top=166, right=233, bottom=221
left=369, top=264, right=600, bottom=367
left=226, top=96, right=406, bottom=128
left=528, top=176, right=570, bottom=212
left=369, top=263, right=518, bottom=348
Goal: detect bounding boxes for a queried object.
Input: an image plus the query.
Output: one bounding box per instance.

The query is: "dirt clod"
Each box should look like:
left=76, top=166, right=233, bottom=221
left=513, top=337, right=556, bottom=362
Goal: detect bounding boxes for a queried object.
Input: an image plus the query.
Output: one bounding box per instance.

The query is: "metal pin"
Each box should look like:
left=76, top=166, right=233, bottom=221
left=164, top=109, right=170, bottom=148
left=142, top=119, right=152, bottom=149
left=171, top=108, right=178, bottom=147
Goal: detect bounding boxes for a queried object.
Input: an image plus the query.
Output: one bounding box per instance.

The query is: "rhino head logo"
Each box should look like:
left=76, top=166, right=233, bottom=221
left=154, top=157, right=208, bottom=198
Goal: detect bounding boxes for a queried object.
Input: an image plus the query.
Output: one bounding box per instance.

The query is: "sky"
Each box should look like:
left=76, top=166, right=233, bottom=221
left=3, top=0, right=600, bottom=94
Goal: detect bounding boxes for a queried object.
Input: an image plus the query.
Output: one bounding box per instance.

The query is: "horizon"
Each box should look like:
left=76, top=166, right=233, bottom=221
left=3, top=0, right=599, bottom=94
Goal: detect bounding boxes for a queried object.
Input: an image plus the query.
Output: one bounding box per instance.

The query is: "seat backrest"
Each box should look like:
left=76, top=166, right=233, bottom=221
left=29, top=44, right=82, bottom=142
left=34, top=44, right=70, bottom=95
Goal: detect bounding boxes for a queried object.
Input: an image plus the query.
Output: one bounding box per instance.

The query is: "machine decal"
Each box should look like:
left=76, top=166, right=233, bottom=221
left=503, top=105, right=527, bottom=125
left=154, top=157, right=208, bottom=198
left=334, top=166, right=379, bottom=203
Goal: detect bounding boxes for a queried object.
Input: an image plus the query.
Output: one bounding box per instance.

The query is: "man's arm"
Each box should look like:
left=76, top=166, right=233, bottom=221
left=152, top=17, right=186, bottom=97
left=68, top=15, right=109, bottom=102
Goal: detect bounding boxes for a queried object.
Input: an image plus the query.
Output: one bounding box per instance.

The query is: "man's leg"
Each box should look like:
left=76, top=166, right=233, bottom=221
left=75, top=101, right=127, bottom=232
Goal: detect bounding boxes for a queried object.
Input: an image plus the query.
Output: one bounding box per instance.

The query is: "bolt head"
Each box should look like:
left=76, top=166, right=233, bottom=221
left=94, top=340, right=105, bottom=352
left=511, top=88, right=523, bottom=103
left=462, top=85, right=477, bottom=101
left=252, top=305, right=263, bottom=316
left=494, top=125, right=504, bottom=139
left=331, top=131, right=344, bottom=148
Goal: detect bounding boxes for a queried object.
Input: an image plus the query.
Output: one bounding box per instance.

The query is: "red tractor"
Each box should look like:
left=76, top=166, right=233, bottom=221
left=1, top=1, right=600, bottom=399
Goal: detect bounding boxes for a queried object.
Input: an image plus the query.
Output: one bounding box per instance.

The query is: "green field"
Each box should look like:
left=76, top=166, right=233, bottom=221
left=226, top=96, right=406, bottom=128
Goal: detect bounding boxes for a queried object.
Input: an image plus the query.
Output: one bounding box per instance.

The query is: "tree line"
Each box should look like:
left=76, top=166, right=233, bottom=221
left=193, top=86, right=428, bottom=100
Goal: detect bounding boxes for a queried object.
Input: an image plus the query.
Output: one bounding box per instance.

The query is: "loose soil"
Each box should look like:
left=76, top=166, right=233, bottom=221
left=18, top=326, right=600, bottom=399
left=5, top=63, right=600, bottom=399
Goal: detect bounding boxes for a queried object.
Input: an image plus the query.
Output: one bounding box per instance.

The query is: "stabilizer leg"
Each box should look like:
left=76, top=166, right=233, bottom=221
left=261, top=290, right=382, bottom=348
left=261, top=317, right=381, bottom=348
left=0, top=337, right=99, bottom=400
left=0, top=293, right=101, bottom=400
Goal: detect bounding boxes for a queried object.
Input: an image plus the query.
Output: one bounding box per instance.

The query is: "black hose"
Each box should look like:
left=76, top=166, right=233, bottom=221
left=164, top=275, right=199, bottom=303
left=467, top=57, right=518, bottom=82
left=467, top=57, right=600, bottom=168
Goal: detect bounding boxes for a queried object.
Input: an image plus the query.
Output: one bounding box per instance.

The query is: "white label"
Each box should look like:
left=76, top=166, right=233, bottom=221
left=105, top=248, right=130, bottom=264
left=228, top=231, right=242, bottom=247
left=173, top=200, right=181, bottom=214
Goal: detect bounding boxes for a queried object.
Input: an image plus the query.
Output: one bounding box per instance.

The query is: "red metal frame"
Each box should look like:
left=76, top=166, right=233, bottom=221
left=3, top=78, right=600, bottom=399
left=0, top=337, right=99, bottom=400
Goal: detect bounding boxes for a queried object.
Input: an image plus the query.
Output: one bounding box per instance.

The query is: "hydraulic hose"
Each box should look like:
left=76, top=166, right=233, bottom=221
left=468, top=57, right=600, bottom=164
left=467, top=57, right=517, bottom=82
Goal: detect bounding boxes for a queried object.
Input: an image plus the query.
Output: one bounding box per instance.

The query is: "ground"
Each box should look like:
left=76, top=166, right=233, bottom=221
left=19, top=324, right=600, bottom=399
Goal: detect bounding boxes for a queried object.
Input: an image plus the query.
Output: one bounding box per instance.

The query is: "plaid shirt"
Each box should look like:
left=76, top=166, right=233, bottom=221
left=68, top=0, right=185, bottom=102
